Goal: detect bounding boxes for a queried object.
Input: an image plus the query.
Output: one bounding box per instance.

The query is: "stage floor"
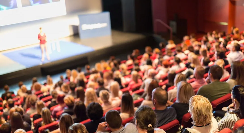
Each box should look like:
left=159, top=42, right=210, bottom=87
left=0, top=30, right=147, bottom=75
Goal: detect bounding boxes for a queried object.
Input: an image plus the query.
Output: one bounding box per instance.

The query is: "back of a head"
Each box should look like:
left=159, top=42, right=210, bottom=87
left=14, top=129, right=26, bottom=133
left=174, top=57, right=181, bottom=64
left=99, top=90, right=110, bottom=102
left=121, top=93, right=134, bottom=116
left=29, top=95, right=37, bottom=107
left=3, top=85, right=9, bottom=92
left=189, top=95, right=212, bottom=126
left=148, top=69, right=156, bottom=78
left=74, top=101, right=87, bottom=120
left=194, top=66, right=205, bottom=79
left=69, top=82, right=76, bottom=91
left=76, top=87, right=85, bottom=102
left=176, top=81, right=194, bottom=104
left=57, top=94, right=65, bottom=104
left=11, top=112, right=24, bottom=132
left=68, top=123, right=88, bottom=133
left=41, top=107, right=53, bottom=125
left=15, top=107, right=24, bottom=116
left=231, top=62, right=244, bottom=86
left=0, top=123, right=11, bottom=133
left=51, top=90, right=58, bottom=99
left=97, top=78, right=104, bottom=86
left=176, top=46, right=182, bottom=53
left=105, top=110, right=122, bottom=129
left=32, top=77, right=38, bottom=84
left=174, top=73, right=186, bottom=86
left=33, top=83, right=42, bottom=92
left=18, top=81, right=24, bottom=88
left=216, top=49, right=226, bottom=59
left=167, top=71, right=176, bottom=86
left=209, top=65, right=223, bottom=80
left=135, top=106, right=156, bottom=133
left=36, top=101, right=45, bottom=114
left=202, top=57, right=210, bottom=66
left=188, top=46, right=194, bottom=53
left=147, top=80, right=159, bottom=98
left=62, top=84, right=70, bottom=94
left=152, top=88, right=168, bottom=106
left=8, top=99, right=14, bottom=108
left=64, top=95, right=75, bottom=108
left=60, top=113, right=74, bottom=133
left=233, top=43, right=241, bottom=51
left=110, top=81, right=120, bottom=97
left=87, top=102, right=103, bottom=121
left=85, top=89, right=98, bottom=105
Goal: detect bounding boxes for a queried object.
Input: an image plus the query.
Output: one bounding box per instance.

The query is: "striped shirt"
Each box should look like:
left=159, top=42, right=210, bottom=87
left=218, top=111, right=240, bottom=131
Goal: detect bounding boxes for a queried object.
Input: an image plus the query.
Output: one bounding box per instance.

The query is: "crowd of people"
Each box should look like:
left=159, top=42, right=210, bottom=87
left=1, top=27, right=244, bottom=133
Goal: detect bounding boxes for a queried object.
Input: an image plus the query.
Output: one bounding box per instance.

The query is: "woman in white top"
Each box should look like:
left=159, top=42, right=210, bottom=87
left=183, top=95, right=218, bottom=133
left=109, top=81, right=122, bottom=107
left=120, top=93, right=135, bottom=120
left=226, top=61, right=244, bottom=90
left=100, top=90, right=117, bottom=113
left=227, top=42, right=244, bottom=65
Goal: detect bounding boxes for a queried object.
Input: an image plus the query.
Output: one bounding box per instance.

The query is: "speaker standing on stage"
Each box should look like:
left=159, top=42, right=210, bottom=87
left=38, top=27, right=50, bottom=62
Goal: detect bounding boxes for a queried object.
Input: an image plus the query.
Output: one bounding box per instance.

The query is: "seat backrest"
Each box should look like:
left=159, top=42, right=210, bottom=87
left=159, top=80, right=168, bottom=87
left=131, top=83, right=142, bottom=91
left=80, top=119, right=91, bottom=124
left=50, top=105, right=59, bottom=112
left=175, top=67, right=187, bottom=74
left=38, top=121, right=59, bottom=133
left=56, top=110, right=64, bottom=119
left=187, top=78, right=195, bottom=83
left=131, top=89, right=144, bottom=96
left=181, top=113, right=192, bottom=129
left=224, top=64, right=231, bottom=73
left=219, top=128, right=232, bottom=133
left=159, top=119, right=179, bottom=133
left=233, top=119, right=244, bottom=131
left=122, top=116, right=134, bottom=126
left=220, top=75, right=230, bottom=82
left=35, top=91, right=43, bottom=96
left=41, top=95, right=53, bottom=102
left=34, top=118, right=43, bottom=128
left=211, top=93, right=232, bottom=111
left=134, top=98, right=144, bottom=107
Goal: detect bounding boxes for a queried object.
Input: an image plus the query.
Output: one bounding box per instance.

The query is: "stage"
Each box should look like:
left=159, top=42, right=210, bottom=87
left=0, top=30, right=156, bottom=86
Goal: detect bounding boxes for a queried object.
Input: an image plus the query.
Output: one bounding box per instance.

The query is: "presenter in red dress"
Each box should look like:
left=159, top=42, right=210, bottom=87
left=38, top=27, right=50, bottom=61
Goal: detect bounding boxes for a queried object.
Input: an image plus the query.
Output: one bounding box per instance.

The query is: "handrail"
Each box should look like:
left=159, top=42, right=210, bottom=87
left=154, top=19, right=173, bottom=40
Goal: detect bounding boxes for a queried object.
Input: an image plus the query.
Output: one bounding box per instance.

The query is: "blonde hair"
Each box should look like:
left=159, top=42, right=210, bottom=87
left=64, top=95, right=75, bottom=108
left=113, top=70, right=121, bottom=78
left=87, top=82, right=95, bottom=89
left=131, top=71, right=139, bottom=83
left=95, top=63, right=103, bottom=72
left=66, top=69, right=71, bottom=78
left=21, top=85, right=27, bottom=93
left=14, top=129, right=26, bottom=133
left=85, top=89, right=98, bottom=106
left=41, top=86, right=48, bottom=93
left=174, top=73, right=186, bottom=86
left=110, top=81, right=120, bottom=98
left=99, top=90, right=110, bottom=103
left=119, top=64, right=127, bottom=73
left=176, top=81, right=194, bottom=103
left=189, top=95, right=213, bottom=126
left=191, top=55, right=201, bottom=67
left=103, top=71, right=113, bottom=80
left=47, top=76, right=53, bottom=85
left=168, top=40, right=174, bottom=44
left=141, top=53, right=149, bottom=62
left=41, top=107, right=53, bottom=125
left=78, top=72, right=86, bottom=81
left=71, top=70, right=78, bottom=80
left=36, top=101, right=45, bottom=114
left=215, top=59, right=225, bottom=68
left=153, top=48, right=160, bottom=54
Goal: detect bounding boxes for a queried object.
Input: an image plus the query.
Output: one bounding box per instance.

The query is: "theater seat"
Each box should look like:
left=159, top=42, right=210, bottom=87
left=38, top=121, right=59, bottom=133
left=30, top=113, right=37, bottom=118
left=159, top=119, right=179, bottom=133
left=219, top=128, right=232, bottom=133
left=131, top=89, right=144, bottom=96
left=50, top=105, right=59, bottom=112
left=80, top=119, right=91, bottom=124
left=175, top=67, right=187, bottom=74
left=35, top=91, right=43, bottom=96
left=41, top=95, right=52, bottom=102
left=211, top=93, right=232, bottom=111
left=121, top=88, right=130, bottom=93
left=181, top=113, right=192, bottom=129
left=168, top=86, right=175, bottom=91
left=34, top=118, right=43, bottom=128
left=187, top=78, right=195, bottom=83
left=134, top=98, right=144, bottom=107
left=131, top=83, right=142, bottom=91
left=56, top=110, right=64, bottom=119
left=159, top=80, right=168, bottom=87
left=220, top=75, right=230, bottom=82
left=233, top=119, right=244, bottom=131
left=27, top=131, right=33, bottom=133
left=224, top=64, right=231, bottom=74
left=122, top=116, right=134, bottom=126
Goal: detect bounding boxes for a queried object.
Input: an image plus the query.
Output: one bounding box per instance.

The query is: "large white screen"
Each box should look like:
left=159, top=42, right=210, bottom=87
left=0, top=0, right=66, bottom=26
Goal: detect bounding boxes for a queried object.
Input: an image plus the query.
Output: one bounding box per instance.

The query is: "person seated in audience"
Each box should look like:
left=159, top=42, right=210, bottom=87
left=14, top=129, right=26, bottom=133
left=226, top=61, right=244, bottom=90
left=140, top=53, right=149, bottom=67
left=52, top=113, right=74, bottom=133
left=113, top=70, right=125, bottom=89
left=10, top=112, right=31, bottom=132
left=218, top=85, right=244, bottom=130
left=87, top=77, right=98, bottom=90
left=70, top=69, right=78, bottom=83
left=170, top=57, right=186, bottom=73
left=109, top=81, right=122, bottom=106
left=63, top=95, right=75, bottom=116
left=155, top=59, right=170, bottom=79
left=84, top=102, right=105, bottom=133
left=140, top=69, right=156, bottom=92
left=84, top=65, right=91, bottom=76
left=166, top=40, right=176, bottom=49
left=159, top=42, right=166, bottom=50
left=132, top=49, right=140, bottom=59
left=151, top=48, right=160, bottom=61
left=3, top=99, right=15, bottom=121
left=175, top=46, right=187, bottom=60
left=77, top=75, right=86, bottom=89
left=17, top=85, right=27, bottom=97
left=1, top=85, right=14, bottom=100
left=100, top=90, right=118, bottom=113
left=47, top=90, right=58, bottom=109
left=46, top=75, right=54, bottom=89
left=232, top=28, right=241, bottom=41
left=197, top=65, right=230, bottom=102
left=103, top=71, right=114, bottom=88
left=182, top=95, right=218, bottom=133
left=35, top=108, right=53, bottom=133
left=126, top=54, right=134, bottom=66
left=52, top=94, right=66, bottom=118
left=215, top=49, right=229, bottom=66
left=76, top=87, right=85, bottom=103
left=200, top=48, right=208, bottom=62
left=201, top=57, right=211, bottom=73
left=215, top=59, right=230, bottom=79
left=96, top=78, right=109, bottom=97
left=227, top=43, right=244, bottom=65
left=120, top=64, right=130, bottom=77
left=127, top=71, right=142, bottom=91
left=39, top=86, right=50, bottom=100
left=73, top=101, right=88, bottom=123
left=33, top=82, right=42, bottom=95
left=186, top=54, right=201, bottom=71
left=85, top=88, right=99, bottom=106
left=31, top=77, right=38, bottom=90
left=168, top=81, right=195, bottom=122
left=152, top=88, right=177, bottom=127
left=145, top=46, right=153, bottom=56
left=187, top=45, right=195, bottom=60
left=163, top=71, right=176, bottom=91
left=168, top=73, right=186, bottom=102
left=69, top=82, right=77, bottom=98
left=26, top=95, right=37, bottom=115
left=133, top=61, right=141, bottom=72
left=120, top=93, right=135, bottom=121
left=0, top=123, right=11, bottom=133
left=68, top=123, right=88, bottom=133
left=33, top=101, right=45, bottom=122
left=141, top=79, right=159, bottom=108
left=61, top=84, right=70, bottom=95
left=14, top=107, right=31, bottom=127
left=190, top=66, right=207, bottom=91
left=163, top=48, right=173, bottom=60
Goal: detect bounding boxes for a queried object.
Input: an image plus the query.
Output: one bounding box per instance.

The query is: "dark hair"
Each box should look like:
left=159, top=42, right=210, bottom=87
left=74, top=101, right=87, bottom=122
left=231, top=62, right=244, bottom=86
left=146, top=59, right=152, bottom=66
left=209, top=65, right=223, bottom=80
left=202, top=57, right=210, bottom=66
left=18, top=81, right=24, bottom=88
left=86, top=102, right=103, bottom=121
left=194, top=50, right=200, bottom=55
left=85, top=65, right=90, bottom=71
left=32, top=77, right=38, bottom=84
left=60, top=113, right=74, bottom=133
left=69, top=82, right=76, bottom=91
left=135, top=106, right=156, bottom=133
left=216, top=50, right=226, bottom=59
left=105, top=110, right=122, bottom=129
left=97, top=78, right=104, bottom=86
left=77, top=67, right=82, bottom=73
left=10, top=112, right=25, bottom=132
left=176, top=46, right=182, bottom=52
left=3, top=85, right=9, bottom=91
left=76, top=87, right=85, bottom=103
left=234, top=126, right=244, bottom=133
left=188, top=46, right=194, bottom=52
left=121, top=93, right=134, bottom=117
left=113, top=77, right=123, bottom=89
left=168, top=72, right=176, bottom=86
left=234, top=43, right=241, bottom=51
left=0, top=123, right=11, bottom=133
left=77, top=79, right=85, bottom=88
left=174, top=57, right=181, bottom=64
left=153, top=87, right=168, bottom=105
left=57, top=94, right=65, bottom=104
left=7, top=99, right=14, bottom=108
left=232, top=85, right=244, bottom=119
left=147, top=80, right=159, bottom=100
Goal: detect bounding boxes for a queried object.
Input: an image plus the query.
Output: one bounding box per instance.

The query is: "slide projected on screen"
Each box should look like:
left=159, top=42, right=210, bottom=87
left=0, top=0, right=66, bottom=26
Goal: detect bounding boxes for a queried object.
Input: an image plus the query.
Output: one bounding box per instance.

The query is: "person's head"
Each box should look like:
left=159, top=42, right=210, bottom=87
left=174, top=73, right=186, bottom=86
left=33, top=83, right=42, bottom=92
left=194, top=66, right=205, bottom=79
left=41, top=107, right=53, bottom=125
left=189, top=95, right=212, bottom=126
left=18, top=81, right=24, bottom=88
left=10, top=112, right=24, bottom=133
left=105, top=110, right=122, bottom=131
left=208, top=65, right=223, bottom=81
left=188, top=46, right=194, bottom=53
left=76, top=87, right=85, bottom=102
left=200, top=48, right=207, bottom=57
left=202, top=57, right=210, bottom=66
left=32, top=77, right=38, bottom=84
left=71, top=69, right=78, bottom=79
left=113, top=70, right=121, bottom=79
left=231, top=61, right=244, bottom=86
left=59, top=113, right=74, bottom=133
left=77, top=67, right=82, bottom=73
left=109, top=81, right=120, bottom=98
left=166, top=48, right=172, bottom=56
left=64, top=95, right=75, bottom=108
left=69, top=82, right=76, bottom=92
left=121, top=93, right=134, bottom=116
left=47, top=76, right=53, bottom=85
left=231, top=43, right=241, bottom=52
left=14, top=129, right=26, bottom=133
left=87, top=102, right=103, bottom=121
left=168, top=40, right=174, bottom=44
left=215, top=49, right=226, bottom=60
left=95, top=63, right=103, bottom=72
left=14, top=107, right=24, bottom=116
left=152, top=88, right=168, bottom=107
left=215, top=59, right=225, bottom=69
left=20, top=85, right=27, bottom=93
left=99, top=90, right=110, bottom=103
left=191, top=55, right=201, bottom=67
left=57, top=94, right=65, bottom=105
left=3, top=85, right=9, bottom=92
left=134, top=106, right=157, bottom=133
left=74, top=101, right=87, bottom=121
left=103, top=71, right=113, bottom=80
left=62, top=84, right=70, bottom=94
left=147, top=80, right=159, bottom=100
left=85, top=89, right=98, bottom=106
left=147, top=69, right=156, bottom=78
left=51, top=90, right=58, bottom=100
left=68, top=123, right=88, bottom=133
left=7, top=99, right=14, bottom=108
left=131, top=71, right=139, bottom=83
left=176, top=81, right=194, bottom=103
left=0, top=123, right=11, bottom=133
left=29, top=95, right=37, bottom=107
left=85, top=65, right=90, bottom=72
left=176, top=46, right=182, bottom=53
left=36, top=100, right=45, bottom=114
left=234, top=28, right=240, bottom=35
left=145, top=46, right=152, bottom=54
left=174, top=57, right=181, bottom=64
left=168, top=71, right=176, bottom=86
left=66, top=69, right=71, bottom=78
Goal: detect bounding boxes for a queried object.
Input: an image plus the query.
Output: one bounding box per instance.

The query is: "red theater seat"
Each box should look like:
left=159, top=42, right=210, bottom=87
left=80, top=119, right=91, bottom=124
left=35, top=91, right=43, bottom=96
left=34, top=118, right=43, bottom=128
left=204, top=73, right=208, bottom=78
left=50, top=105, right=59, bottom=112
left=27, top=131, right=33, bottom=133
left=159, top=119, right=179, bottom=133
left=131, top=83, right=142, bottom=91
left=175, top=67, right=186, bottom=74
left=211, top=93, right=232, bottom=111
left=219, top=128, right=232, bottom=133
left=181, top=113, right=192, bottom=129
left=224, top=64, right=231, bottom=74
left=122, top=116, right=134, bottom=126
left=220, top=75, right=230, bottom=82
left=56, top=110, right=64, bottom=119
left=41, top=95, right=52, bottom=102
left=38, top=121, right=59, bottom=133
left=159, top=80, right=168, bottom=87
left=121, top=88, right=130, bottom=93
left=187, top=78, right=195, bottom=83
left=131, top=89, right=144, bottom=96
left=168, top=86, right=175, bottom=91
left=134, top=98, right=144, bottom=107
left=233, top=119, right=244, bottom=131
